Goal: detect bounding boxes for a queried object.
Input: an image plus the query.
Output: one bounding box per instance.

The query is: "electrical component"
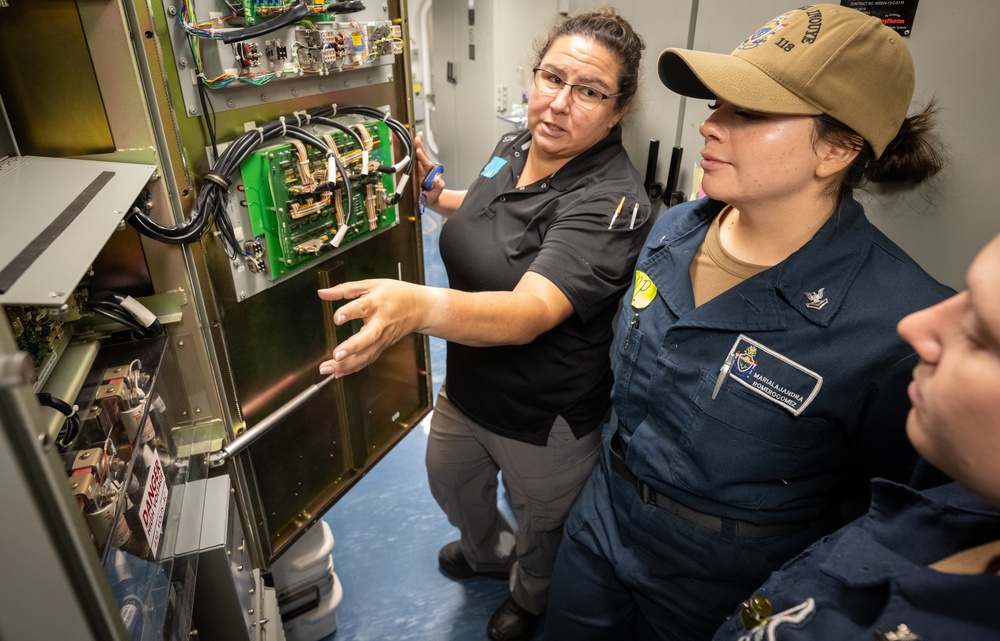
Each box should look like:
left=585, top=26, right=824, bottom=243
left=238, top=120, right=398, bottom=280
left=7, top=304, right=70, bottom=370
left=129, top=103, right=412, bottom=300
left=173, top=0, right=402, bottom=92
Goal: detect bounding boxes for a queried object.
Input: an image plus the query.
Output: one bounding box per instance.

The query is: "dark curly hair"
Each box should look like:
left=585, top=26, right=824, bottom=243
left=534, top=6, right=645, bottom=114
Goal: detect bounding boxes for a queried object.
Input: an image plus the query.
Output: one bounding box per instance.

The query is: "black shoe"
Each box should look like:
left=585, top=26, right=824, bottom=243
left=487, top=596, right=540, bottom=641
left=438, top=541, right=510, bottom=580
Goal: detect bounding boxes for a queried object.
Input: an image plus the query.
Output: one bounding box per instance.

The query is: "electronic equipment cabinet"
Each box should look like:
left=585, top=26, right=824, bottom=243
left=0, top=1, right=430, bottom=640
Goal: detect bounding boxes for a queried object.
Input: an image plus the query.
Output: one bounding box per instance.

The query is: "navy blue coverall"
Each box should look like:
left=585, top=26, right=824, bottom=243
left=712, top=480, right=1000, bottom=641
left=544, top=196, right=953, bottom=640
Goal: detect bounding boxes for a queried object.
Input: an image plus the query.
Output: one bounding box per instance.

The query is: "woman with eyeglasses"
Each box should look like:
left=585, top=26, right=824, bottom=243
left=316, top=8, right=649, bottom=641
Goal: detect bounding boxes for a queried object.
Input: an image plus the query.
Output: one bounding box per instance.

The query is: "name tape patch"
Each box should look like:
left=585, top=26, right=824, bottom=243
left=480, top=156, right=507, bottom=178
left=725, top=334, right=822, bottom=415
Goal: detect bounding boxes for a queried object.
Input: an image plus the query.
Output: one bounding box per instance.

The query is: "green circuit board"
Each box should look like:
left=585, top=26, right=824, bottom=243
left=244, top=1, right=338, bottom=24
left=239, top=120, right=398, bottom=280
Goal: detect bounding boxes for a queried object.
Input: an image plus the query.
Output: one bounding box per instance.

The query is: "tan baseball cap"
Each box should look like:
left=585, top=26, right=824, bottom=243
left=658, top=4, right=913, bottom=157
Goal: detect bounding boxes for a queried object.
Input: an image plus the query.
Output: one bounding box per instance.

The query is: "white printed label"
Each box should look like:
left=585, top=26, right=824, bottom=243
left=138, top=450, right=168, bottom=559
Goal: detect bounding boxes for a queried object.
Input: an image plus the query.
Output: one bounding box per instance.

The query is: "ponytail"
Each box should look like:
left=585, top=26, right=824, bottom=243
left=815, top=100, right=945, bottom=198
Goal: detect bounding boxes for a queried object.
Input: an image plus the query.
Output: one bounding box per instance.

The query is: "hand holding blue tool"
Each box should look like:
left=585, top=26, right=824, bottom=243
left=419, top=163, right=444, bottom=215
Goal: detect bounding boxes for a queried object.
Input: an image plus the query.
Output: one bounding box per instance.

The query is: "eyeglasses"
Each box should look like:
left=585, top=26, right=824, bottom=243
left=531, top=67, right=622, bottom=110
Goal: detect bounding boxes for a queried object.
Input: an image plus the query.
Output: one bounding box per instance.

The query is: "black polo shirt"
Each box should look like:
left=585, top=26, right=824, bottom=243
left=439, top=126, right=651, bottom=445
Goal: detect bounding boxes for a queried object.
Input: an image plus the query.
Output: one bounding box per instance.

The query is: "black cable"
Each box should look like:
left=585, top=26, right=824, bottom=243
left=310, top=105, right=414, bottom=179
left=85, top=305, right=150, bottom=338
left=311, top=116, right=366, bottom=152
left=198, top=80, right=219, bottom=161
left=128, top=105, right=408, bottom=255
left=83, top=294, right=164, bottom=339
left=221, top=0, right=309, bottom=44
left=37, top=392, right=73, bottom=416
left=323, top=1, right=366, bottom=14
left=38, top=393, right=81, bottom=451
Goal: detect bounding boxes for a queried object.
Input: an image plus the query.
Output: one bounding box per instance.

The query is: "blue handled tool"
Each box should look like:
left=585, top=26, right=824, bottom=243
left=422, top=163, right=444, bottom=191
left=419, top=163, right=444, bottom=214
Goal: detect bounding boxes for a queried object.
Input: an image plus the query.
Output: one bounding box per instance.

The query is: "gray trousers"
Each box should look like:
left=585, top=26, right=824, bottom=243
left=426, top=383, right=602, bottom=614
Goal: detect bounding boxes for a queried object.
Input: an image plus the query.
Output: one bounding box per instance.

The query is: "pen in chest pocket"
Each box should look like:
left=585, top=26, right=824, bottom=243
left=623, top=312, right=640, bottom=350
left=712, top=350, right=736, bottom=400
left=609, top=196, right=626, bottom=229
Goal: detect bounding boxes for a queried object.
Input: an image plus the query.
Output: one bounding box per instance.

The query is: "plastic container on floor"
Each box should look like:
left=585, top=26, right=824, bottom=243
left=280, top=571, right=343, bottom=641
left=271, top=520, right=336, bottom=592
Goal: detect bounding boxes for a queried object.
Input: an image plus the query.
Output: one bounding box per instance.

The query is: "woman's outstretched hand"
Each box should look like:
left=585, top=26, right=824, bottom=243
left=318, top=279, right=436, bottom=377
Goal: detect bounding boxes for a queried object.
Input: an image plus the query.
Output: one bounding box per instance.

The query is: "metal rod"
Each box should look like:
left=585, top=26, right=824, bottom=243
left=210, top=374, right=337, bottom=467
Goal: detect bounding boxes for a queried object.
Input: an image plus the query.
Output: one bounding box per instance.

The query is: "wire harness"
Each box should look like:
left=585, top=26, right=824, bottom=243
left=126, top=105, right=412, bottom=261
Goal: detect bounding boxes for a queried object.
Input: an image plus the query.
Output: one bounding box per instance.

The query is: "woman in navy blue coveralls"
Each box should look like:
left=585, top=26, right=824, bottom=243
left=545, top=6, right=954, bottom=640
left=712, top=233, right=1000, bottom=641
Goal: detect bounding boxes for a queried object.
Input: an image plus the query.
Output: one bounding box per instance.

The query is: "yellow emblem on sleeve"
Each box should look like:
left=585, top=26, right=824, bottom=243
left=631, top=270, right=657, bottom=310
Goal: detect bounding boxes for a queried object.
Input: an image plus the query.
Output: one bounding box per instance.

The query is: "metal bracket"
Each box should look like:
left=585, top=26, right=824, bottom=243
left=0, top=352, right=33, bottom=389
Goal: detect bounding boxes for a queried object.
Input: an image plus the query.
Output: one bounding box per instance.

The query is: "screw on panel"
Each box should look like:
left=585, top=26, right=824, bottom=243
left=388, top=75, right=393, bottom=82
left=179, top=58, right=188, bottom=67
left=167, top=6, right=177, bottom=16
left=367, top=76, right=373, bottom=84
left=189, top=107, right=198, bottom=115
left=48, top=291, right=63, bottom=298
left=291, top=88, right=299, bottom=96
left=177, top=341, right=185, bottom=348
left=261, top=94, right=269, bottom=102
left=344, top=80, right=351, bottom=88
left=319, top=83, right=326, bottom=91
left=227, top=99, right=236, bottom=108
left=239, top=292, right=248, bottom=300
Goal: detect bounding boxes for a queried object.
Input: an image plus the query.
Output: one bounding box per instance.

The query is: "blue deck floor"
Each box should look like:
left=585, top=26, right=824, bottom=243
left=319, top=205, right=543, bottom=640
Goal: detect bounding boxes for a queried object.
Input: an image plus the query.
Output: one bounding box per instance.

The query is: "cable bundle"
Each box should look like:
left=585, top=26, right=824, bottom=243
left=83, top=292, right=164, bottom=340
left=127, top=105, right=412, bottom=258
left=128, top=117, right=344, bottom=258
left=310, top=104, right=413, bottom=202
